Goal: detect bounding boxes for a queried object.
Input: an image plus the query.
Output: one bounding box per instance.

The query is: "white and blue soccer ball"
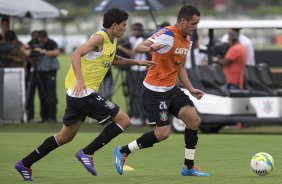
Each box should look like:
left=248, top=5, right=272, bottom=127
left=250, top=152, right=274, bottom=176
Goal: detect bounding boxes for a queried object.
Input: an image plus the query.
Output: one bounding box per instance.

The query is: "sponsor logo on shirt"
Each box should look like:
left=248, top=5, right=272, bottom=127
left=110, top=50, right=115, bottom=57
left=175, top=48, right=188, bottom=55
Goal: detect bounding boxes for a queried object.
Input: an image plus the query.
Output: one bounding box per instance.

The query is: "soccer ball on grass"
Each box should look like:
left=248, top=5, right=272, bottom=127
left=250, top=152, right=274, bottom=176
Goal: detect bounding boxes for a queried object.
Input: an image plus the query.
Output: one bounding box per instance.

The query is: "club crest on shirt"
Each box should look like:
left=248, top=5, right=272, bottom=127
left=104, top=61, right=111, bottom=68
left=160, top=111, right=168, bottom=122
left=105, top=100, right=115, bottom=109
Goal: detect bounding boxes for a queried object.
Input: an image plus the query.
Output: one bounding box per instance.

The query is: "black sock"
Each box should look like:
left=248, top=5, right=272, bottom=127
left=184, top=129, right=198, bottom=169
left=83, top=123, right=123, bottom=155
left=120, top=131, right=159, bottom=156
left=22, top=136, right=59, bottom=168
left=136, top=131, right=159, bottom=149
left=120, top=145, right=131, bottom=156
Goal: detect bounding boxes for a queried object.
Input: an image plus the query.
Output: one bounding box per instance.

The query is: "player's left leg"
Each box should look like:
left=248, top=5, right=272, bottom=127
left=114, top=87, right=173, bottom=175
left=78, top=109, right=130, bottom=175
left=178, top=106, right=209, bottom=176
left=114, top=125, right=171, bottom=175
left=15, top=123, right=82, bottom=181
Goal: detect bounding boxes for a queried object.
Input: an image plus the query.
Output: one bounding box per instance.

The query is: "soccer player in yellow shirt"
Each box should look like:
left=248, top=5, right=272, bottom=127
left=15, top=8, right=155, bottom=181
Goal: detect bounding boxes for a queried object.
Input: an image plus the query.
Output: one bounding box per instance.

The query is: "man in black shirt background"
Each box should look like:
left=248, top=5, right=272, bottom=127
left=32, top=30, right=60, bottom=123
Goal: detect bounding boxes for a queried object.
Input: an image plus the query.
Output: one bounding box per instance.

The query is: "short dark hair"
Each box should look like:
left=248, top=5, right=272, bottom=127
left=177, top=5, right=200, bottom=22
left=158, top=21, right=170, bottom=29
left=38, top=30, right=48, bottom=38
left=131, top=23, right=143, bottom=32
left=103, top=8, right=129, bottom=28
left=229, top=30, right=239, bottom=43
left=1, top=16, right=9, bottom=24
left=4, top=30, right=17, bottom=41
left=232, top=28, right=241, bottom=33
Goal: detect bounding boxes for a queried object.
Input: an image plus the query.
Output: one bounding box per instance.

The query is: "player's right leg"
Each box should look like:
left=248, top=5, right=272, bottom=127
left=114, top=88, right=172, bottom=175
left=178, top=106, right=209, bottom=176
left=114, top=125, right=171, bottom=175
left=15, top=123, right=82, bottom=181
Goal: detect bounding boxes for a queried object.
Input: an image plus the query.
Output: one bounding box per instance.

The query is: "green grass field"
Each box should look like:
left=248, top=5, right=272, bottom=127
left=0, top=125, right=281, bottom=184
left=2, top=55, right=282, bottom=183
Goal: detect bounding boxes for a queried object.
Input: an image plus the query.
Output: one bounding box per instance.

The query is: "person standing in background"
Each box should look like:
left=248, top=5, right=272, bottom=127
left=25, top=30, right=40, bottom=121
left=117, top=23, right=149, bottom=125
left=185, top=33, right=208, bottom=69
left=1, top=16, right=10, bottom=37
left=214, top=30, right=247, bottom=90
left=33, top=30, right=60, bottom=123
left=4, top=30, right=27, bottom=68
left=128, top=23, right=149, bottom=125
left=221, top=28, right=255, bottom=66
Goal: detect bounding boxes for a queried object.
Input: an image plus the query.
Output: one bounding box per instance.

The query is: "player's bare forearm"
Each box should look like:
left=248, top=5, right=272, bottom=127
left=135, top=39, right=156, bottom=53
left=113, top=55, right=156, bottom=66
left=71, top=51, right=84, bottom=82
left=135, top=42, right=165, bottom=53
left=178, top=67, right=204, bottom=100
left=178, top=67, right=194, bottom=92
left=70, top=35, right=102, bottom=82
left=135, top=43, right=150, bottom=53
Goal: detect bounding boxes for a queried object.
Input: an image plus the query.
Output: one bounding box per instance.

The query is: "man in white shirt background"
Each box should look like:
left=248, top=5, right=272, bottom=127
left=117, top=23, right=149, bottom=125
left=185, top=33, right=208, bottom=69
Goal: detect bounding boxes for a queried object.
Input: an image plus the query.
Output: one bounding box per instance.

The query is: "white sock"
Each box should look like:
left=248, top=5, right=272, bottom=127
left=185, top=148, right=196, bottom=160
left=128, top=140, right=140, bottom=152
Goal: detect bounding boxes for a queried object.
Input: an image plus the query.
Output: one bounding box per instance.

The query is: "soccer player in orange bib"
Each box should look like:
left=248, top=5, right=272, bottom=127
left=113, top=5, right=209, bottom=176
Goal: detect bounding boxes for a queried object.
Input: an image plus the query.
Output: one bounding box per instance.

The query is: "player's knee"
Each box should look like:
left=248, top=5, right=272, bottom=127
left=154, top=126, right=171, bottom=141
left=189, top=116, right=201, bottom=130
left=114, top=110, right=131, bottom=129
left=55, top=133, right=75, bottom=145
left=123, top=115, right=131, bottom=128
left=64, top=135, right=74, bottom=144
left=116, top=115, right=131, bottom=130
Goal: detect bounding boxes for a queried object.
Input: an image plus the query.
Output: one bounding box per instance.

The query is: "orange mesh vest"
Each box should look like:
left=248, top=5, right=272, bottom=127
left=144, top=26, right=190, bottom=87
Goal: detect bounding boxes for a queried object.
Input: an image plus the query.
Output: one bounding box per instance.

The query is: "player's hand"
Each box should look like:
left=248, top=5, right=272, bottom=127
left=190, top=88, right=204, bottom=100
left=73, top=79, right=87, bottom=97
left=137, top=60, right=156, bottom=66
left=149, top=43, right=165, bottom=52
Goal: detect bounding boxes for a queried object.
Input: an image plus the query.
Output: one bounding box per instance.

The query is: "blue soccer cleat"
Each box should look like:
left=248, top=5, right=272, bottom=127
left=181, top=166, right=210, bottom=176
left=113, top=146, right=125, bottom=175
left=15, top=160, right=33, bottom=181
left=75, top=150, right=97, bottom=176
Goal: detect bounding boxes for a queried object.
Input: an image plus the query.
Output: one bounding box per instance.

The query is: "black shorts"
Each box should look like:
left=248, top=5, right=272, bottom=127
left=143, top=86, right=194, bottom=127
left=63, top=93, right=120, bottom=126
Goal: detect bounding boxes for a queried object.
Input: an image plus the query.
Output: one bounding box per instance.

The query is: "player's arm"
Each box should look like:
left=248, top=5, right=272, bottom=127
left=135, top=39, right=165, bottom=53
left=112, top=55, right=156, bottom=67
left=70, top=34, right=104, bottom=96
left=116, top=44, right=135, bottom=57
left=178, top=66, right=204, bottom=100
